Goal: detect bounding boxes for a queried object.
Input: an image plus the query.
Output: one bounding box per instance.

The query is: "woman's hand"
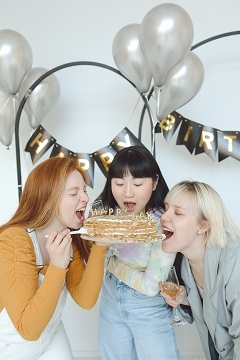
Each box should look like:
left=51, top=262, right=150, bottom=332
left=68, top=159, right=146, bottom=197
left=159, top=282, right=189, bottom=307
left=46, top=229, right=72, bottom=269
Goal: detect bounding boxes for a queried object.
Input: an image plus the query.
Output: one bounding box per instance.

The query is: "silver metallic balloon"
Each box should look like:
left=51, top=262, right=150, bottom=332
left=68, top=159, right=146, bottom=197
left=18, top=67, right=60, bottom=129
left=112, top=24, right=152, bottom=94
left=156, top=52, right=205, bottom=121
left=0, top=86, right=18, bottom=146
left=139, top=3, right=194, bottom=87
left=0, top=29, right=33, bottom=95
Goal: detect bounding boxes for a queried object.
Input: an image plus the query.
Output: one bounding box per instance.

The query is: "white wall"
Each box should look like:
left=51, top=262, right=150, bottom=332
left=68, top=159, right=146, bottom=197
left=1, top=0, right=240, bottom=358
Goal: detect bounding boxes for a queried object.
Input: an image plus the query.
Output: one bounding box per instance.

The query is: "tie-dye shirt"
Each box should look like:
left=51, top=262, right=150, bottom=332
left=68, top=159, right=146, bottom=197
left=107, top=209, right=176, bottom=296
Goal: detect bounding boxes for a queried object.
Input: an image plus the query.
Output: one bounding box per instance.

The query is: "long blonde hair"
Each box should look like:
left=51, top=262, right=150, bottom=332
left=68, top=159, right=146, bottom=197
left=0, top=157, right=91, bottom=260
left=165, top=180, right=240, bottom=247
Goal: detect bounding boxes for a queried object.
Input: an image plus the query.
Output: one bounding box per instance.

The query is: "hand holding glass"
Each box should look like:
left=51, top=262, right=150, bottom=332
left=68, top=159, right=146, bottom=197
left=160, top=265, right=186, bottom=327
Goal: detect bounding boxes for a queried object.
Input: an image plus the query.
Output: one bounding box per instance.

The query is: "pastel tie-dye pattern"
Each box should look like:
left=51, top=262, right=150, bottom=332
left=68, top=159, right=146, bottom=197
left=107, top=209, right=176, bottom=296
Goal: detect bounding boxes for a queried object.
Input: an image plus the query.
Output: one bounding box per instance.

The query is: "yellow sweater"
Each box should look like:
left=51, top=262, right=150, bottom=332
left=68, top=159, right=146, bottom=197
left=0, top=226, right=107, bottom=341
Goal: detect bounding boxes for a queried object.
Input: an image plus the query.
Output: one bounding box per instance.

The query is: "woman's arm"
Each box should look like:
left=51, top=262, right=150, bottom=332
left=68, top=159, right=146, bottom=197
left=66, top=243, right=108, bottom=309
left=0, top=229, right=67, bottom=341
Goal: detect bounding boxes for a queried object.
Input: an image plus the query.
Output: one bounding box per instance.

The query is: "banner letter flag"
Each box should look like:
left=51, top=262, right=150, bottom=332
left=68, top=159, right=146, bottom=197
left=177, top=118, right=203, bottom=154
left=217, top=131, right=240, bottom=162
left=76, top=152, right=95, bottom=188
left=50, top=143, right=75, bottom=158
left=157, top=112, right=182, bottom=143
left=92, top=146, right=117, bottom=177
left=50, top=145, right=95, bottom=188
left=195, top=126, right=218, bottom=161
left=25, top=126, right=56, bottom=165
left=110, top=127, right=145, bottom=152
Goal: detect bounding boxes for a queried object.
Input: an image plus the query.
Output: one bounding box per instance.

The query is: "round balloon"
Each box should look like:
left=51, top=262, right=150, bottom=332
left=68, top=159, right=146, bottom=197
left=0, top=86, right=18, bottom=146
left=0, top=29, right=33, bottom=95
left=156, top=52, right=205, bottom=121
left=112, top=23, right=152, bottom=94
left=18, top=67, right=60, bottom=129
left=139, top=3, right=194, bottom=87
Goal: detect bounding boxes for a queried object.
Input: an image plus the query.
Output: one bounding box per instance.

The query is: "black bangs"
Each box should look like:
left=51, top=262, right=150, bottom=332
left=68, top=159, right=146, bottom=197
left=108, top=148, right=157, bottom=179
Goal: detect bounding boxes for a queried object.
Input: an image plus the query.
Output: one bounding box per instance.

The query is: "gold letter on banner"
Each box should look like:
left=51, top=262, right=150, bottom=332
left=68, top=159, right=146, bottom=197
left=199, top=131, right=214, bottom=150
left=160, top=114, right=175, bottom=131
left=117, top=134, right=131, bottom=147
left=223, top=135, right=237, bottom=152
left=217, top=131, right=240, bottom=162
left=25, top=126, right=56, bottom=165
left=93, top=146, right=117, bottom=178
left=76, top=153, right=95, bottom=188
left=184, top=126, right=193, bottom=142
left=195, top=127, right=217, bottom=160
left=30, top=133, right=49, bottom=153
left=77, top=158, right=90, bottom=170
left=100, top=152, right=114, bottom=171
left=111, top=127, right=144, bottom=152
left=158, top=112, right=182, bottom=143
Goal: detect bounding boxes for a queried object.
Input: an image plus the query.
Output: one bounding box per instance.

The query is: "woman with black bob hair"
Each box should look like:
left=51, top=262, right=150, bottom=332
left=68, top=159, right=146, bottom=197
left=94, top=145, right=180, bottom=360
left=99, top=145, right=169, bottom=212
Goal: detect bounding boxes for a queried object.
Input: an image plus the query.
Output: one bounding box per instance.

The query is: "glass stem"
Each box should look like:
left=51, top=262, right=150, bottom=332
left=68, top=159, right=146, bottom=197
left=173, top=307, right=178, bottom=319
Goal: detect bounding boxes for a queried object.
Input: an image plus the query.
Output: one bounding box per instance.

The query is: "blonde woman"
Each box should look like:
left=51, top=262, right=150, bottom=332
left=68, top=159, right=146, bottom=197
left=159, top=180, right=240, bottom=360
left=0, top=157, right=108, bottom=359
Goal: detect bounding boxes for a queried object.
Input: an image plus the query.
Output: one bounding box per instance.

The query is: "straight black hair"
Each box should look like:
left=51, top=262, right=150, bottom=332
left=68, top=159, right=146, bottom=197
left=95, top=145, right=169, bottom=212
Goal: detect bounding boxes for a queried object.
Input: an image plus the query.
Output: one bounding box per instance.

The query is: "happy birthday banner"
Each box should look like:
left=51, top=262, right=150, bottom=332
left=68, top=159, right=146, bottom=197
left=25, top=111, right=240, bottom=188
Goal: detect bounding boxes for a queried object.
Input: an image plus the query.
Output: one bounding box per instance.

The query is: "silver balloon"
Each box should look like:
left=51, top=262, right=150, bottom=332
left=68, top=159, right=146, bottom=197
left=0, top=86, right=18, bottom=146
left=139, top=3, right=194, bottom=87
left=112, top=24, right=152, bottom=94
left=0, top=29, right=33, bottom=95
left=18, top=67, right=60, bottom=129
left=156, top=52, right=205, bottom=121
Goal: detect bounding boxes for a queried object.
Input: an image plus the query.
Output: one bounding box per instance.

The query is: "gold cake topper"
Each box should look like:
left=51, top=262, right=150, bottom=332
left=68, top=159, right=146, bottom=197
left=90, top=206, right=152, bottom=220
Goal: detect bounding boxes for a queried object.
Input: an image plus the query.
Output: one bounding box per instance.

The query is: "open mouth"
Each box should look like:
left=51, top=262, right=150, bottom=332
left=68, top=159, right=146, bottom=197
left=124, top=202, right=136, bottom=212
left=163, top=229, right=174, bottom=239
left=76, top=209, right=85, bottom=222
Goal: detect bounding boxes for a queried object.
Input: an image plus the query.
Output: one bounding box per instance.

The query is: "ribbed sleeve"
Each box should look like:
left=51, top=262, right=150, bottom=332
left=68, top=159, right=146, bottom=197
left=0, top=227, right=107, bottom=340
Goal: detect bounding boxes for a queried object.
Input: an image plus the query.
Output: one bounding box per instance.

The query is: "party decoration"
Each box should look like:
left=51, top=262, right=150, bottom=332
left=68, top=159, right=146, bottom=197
left=110, top=126, right=145, bottom=152
left=0, top=29, right=32, bottom=94
left=25, top=125, right=56, bottom=164
left=19, top=67, right=60, bottom=129
left=49, top=145, right=95, bottom=188
left=112, top=24, right=152, bottom=93
left=156, top=52, right=204, bottom=121
left=93, top=146, right=117, bottom=178
left=194, top=126, right=217, bottom=161
left=0, top=86, right=18, bottom=146
left=155, top=110, right=240, bottom=162
left=139, top=3, right=194, bottom=87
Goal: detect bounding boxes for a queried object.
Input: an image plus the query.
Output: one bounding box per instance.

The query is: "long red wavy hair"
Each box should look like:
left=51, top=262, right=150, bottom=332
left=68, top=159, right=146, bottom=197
left=0, top=157, right=91, bottom=262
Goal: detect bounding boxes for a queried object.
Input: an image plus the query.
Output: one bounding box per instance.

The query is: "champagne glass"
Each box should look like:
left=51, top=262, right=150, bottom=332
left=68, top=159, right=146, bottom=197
left=160, top=265, right=187, bottom=327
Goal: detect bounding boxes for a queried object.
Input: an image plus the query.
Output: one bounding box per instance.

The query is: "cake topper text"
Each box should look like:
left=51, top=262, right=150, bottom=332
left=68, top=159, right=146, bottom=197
left=90, top=207, right=152, bottom=220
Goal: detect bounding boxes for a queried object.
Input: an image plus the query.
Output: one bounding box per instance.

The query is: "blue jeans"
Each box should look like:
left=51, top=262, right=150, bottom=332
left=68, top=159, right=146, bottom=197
left=98, top=271, right=180, bottom=360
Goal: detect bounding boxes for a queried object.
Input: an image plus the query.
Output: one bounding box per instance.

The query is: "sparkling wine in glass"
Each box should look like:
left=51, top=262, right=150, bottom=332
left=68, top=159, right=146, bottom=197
left=160, top=265, right=187, bottom=327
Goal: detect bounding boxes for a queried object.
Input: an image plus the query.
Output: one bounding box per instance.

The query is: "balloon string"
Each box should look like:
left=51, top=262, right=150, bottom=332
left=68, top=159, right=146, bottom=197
left=125, top=94, right=142, bottom=128
left=141, top=93, right=156, bottom=156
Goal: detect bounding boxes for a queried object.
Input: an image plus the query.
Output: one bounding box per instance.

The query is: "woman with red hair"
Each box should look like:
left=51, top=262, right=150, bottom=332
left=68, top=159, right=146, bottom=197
left=0, top=156, right=108, bottom=359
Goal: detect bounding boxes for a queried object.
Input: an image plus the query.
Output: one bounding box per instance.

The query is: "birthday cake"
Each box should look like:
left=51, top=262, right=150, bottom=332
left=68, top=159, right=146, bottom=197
left=80, top=213, right=163, bottom=243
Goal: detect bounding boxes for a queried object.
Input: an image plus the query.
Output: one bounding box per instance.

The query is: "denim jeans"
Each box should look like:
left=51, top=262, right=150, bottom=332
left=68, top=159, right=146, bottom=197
left=98, top=271, right=180, bottom=360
